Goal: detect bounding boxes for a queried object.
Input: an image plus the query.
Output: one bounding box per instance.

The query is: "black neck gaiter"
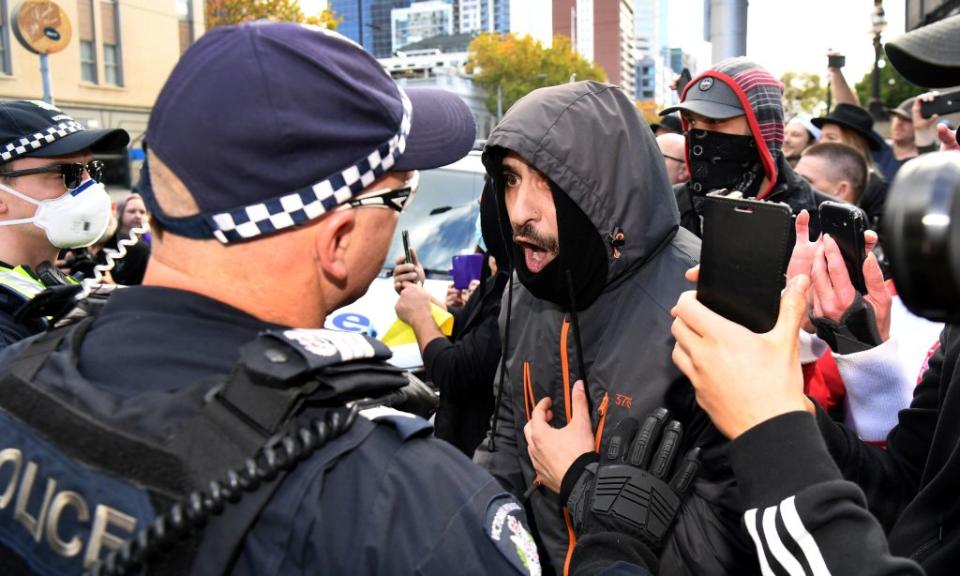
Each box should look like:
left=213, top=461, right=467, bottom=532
left=686, top=129, right=766, bottom=198
left=513, top=181, right=607, bottom=311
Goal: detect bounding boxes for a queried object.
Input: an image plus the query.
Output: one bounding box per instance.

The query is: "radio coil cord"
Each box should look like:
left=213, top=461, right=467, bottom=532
left=76, top=225, right=148, bottom=300
left=86, top=404, right=360, bottom=576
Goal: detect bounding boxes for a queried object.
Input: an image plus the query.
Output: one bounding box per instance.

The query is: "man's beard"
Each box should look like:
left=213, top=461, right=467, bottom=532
left=512, top=221, right=559, bottom=255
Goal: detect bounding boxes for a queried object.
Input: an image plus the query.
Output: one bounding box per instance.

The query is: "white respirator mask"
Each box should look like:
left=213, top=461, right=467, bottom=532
left=0, top=178, right=112, bottom=249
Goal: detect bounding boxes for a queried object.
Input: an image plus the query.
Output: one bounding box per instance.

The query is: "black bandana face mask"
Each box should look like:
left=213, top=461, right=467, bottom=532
left=686, top=129, right=765, bottom=198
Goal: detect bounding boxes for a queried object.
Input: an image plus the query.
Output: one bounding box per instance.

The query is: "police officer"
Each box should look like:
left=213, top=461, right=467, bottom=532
left=0, top=100, right=128, bottom=348
left=0, top=23, right=550, bottom=576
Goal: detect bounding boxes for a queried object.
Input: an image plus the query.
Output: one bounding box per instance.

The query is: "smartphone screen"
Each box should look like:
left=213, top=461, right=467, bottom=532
left=819, top=201, right=867, bottom=293
left=698, top=196, right=793, bottom=333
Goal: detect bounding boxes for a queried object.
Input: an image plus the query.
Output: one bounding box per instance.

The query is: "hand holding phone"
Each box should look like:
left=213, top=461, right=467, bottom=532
left=818, top=202, right=867, bottom=293
left=920, top=89, right=960, bottom=119
left=697, top=195, right=793, bottom=333
left=393, top=230, right=424, bottom=292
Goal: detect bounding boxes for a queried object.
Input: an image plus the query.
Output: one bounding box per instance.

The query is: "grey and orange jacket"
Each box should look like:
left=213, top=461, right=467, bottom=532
left=474, top=81, right=758, bottom=575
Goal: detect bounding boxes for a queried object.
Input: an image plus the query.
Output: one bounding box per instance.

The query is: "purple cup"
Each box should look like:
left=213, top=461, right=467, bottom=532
left=452, top=254, right=484, bottom=289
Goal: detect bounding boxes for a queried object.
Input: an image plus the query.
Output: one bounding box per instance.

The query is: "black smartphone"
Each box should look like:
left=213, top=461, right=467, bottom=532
left=920, top=89, right=960, bottom=119
left=401, top=230, right=412, bottom=264
left=819, top=201, right=867, bottom=293
left=676, top=67, right=692, bottom=94
left=827, top=54, right=846, bottom=68
left=698, top=195, right=793, bottom=333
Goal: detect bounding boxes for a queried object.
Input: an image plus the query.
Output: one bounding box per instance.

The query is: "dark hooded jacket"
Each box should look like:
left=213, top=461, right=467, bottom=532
left=473, top=81, right=756, bottom=575
left=672, top=59, right=826, bottom=241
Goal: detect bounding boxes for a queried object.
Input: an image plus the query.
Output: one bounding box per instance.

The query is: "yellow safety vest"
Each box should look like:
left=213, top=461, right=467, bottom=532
left=0, top=265, right=45, bottom=304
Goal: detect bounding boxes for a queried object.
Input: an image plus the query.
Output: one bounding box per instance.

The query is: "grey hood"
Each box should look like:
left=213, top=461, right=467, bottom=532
left=482, top=81, right=681, bottom=289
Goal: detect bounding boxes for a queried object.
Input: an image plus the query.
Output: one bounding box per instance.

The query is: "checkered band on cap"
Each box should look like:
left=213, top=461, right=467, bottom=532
left=207, top=88, right=413, bottom=244
left=0, top=120, right=85, bottom=163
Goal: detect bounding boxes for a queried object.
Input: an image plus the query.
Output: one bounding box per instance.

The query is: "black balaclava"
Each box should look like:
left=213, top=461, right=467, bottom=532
left=507, top=180, right=607, bottom=311
left=480, top=178, right=509, bottom=269
left=686, top=128, right=766, bottom=198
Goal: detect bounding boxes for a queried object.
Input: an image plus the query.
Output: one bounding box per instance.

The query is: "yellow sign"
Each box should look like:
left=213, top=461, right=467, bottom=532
left=12, top=0, right=72, bottom=55
left=381, top=303, right=454, bottom=347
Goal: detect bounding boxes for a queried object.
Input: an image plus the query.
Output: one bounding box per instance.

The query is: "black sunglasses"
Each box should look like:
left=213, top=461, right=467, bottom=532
left=0, top=160, right=104, bottom=190
left=343, top=171, right=420, bottom=213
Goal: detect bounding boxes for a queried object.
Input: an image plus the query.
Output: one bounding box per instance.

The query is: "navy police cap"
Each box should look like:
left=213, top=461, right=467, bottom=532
left=0, top=100, right=128, bottom=166
left=142, top=21, right=477, bottom=244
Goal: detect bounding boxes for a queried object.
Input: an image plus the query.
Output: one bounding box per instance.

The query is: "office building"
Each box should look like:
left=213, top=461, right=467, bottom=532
left=392, top=1, right=454, bottom=52
left=456, top=0, right=509, bottom=34
left=553, top=0, right=636, bottom=97
left=331, top=0, right=415, bottom=57
left=0, top=0, right=205, bottom=188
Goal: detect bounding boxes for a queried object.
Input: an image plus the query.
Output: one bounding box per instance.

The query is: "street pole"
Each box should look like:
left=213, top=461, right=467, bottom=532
left=39, top=54, right=53, bottom=104
left=357, top=0, right=364, bottom=49
left=497, top=83, right=502, bottom=123
left=868, top=0, right=887, bottom=120
left=870, top=32, right=882, bottom=116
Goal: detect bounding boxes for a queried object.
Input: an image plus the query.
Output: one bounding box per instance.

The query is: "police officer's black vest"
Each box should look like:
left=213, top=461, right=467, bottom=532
left=0, top=315, right=430, bottom=575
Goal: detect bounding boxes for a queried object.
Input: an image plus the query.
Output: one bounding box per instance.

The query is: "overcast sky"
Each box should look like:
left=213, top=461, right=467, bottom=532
left=745, top=0, right=906, bottom=80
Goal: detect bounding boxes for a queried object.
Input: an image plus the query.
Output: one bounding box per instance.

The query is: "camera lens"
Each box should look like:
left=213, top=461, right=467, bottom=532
left=884, top=153, right=960, bottom=322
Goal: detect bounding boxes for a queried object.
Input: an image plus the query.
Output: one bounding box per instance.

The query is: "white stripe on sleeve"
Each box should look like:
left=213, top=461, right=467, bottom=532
left=744, top=508, right=777, bottom=576
left=762, top=505, right=808, bottom=576
left=780, top=495, right=832, bottom=576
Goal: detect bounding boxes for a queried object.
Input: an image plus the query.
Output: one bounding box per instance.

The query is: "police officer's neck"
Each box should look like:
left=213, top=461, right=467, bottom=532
left=144, top=231, right=328, bottom=328
left=0, top=226, right=60, bottom=270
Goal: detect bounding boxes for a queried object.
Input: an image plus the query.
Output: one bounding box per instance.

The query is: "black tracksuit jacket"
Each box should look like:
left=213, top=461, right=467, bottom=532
left=729, top=325, right=960, bottom=575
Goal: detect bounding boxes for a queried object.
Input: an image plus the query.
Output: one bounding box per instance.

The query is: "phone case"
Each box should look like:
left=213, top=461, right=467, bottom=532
left=697, top=196, right=793, bottom=333
left=920, top=89, right=960, bottom=119
left=819, top=201, right=867, bottom=293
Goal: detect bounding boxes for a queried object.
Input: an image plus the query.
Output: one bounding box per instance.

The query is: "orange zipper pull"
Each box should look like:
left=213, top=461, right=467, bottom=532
left=594, top=392, right=610, bottom=453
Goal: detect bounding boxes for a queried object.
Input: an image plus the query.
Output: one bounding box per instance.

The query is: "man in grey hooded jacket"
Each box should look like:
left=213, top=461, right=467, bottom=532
left=474, top=80, right=756, bottom=574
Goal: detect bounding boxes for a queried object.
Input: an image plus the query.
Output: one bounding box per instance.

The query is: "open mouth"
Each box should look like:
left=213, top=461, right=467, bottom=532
left=516, top=238, right=552, bottom=273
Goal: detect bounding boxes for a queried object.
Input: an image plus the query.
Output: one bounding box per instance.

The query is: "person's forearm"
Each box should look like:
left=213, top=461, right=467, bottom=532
left=409, top=312, right=446, bottom=355
left=731, top=412, right=923, bottom=576
left=830, top=68, right=861, bottom=106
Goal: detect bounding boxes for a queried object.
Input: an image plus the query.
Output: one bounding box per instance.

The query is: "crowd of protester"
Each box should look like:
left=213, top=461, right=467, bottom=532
left=3, top=11, right=960, bottom=576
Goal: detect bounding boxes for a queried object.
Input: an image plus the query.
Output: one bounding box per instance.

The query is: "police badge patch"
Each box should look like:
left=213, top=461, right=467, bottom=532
left=484, top=495, right=541, bottom=576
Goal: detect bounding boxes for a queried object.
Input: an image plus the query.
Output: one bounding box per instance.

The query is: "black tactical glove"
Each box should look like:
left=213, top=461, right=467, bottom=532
left=812, top=291, right=884, bottom=354
left=563, top=408, right=700, bottom=574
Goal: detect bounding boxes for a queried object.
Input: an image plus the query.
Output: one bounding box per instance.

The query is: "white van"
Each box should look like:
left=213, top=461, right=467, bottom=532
left=324, top=150, right=487, bottom=369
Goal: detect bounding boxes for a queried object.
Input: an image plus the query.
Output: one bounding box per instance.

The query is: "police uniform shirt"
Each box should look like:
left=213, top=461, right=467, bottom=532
left=0, top=260, right=47, bottom=351
left=0, top=286, right=539, bottom=575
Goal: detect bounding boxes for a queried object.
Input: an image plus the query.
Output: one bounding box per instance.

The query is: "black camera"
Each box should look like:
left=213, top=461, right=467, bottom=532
left=884, top=153, right=960, bottom=322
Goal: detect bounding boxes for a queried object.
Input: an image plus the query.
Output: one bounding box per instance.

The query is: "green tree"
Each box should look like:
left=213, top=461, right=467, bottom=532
left=205, top=0, right=340, bottom=30
left=781, top=71, right=828, bottom=118
left=467, top=34, right=606, bottom=117
left=854, top=59, right=922, bottom=109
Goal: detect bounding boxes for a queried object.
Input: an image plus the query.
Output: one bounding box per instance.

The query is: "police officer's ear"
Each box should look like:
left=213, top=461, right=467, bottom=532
left=314, top=209, right=357, bottom=284
left=0, top=179, right=8, bottom=215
